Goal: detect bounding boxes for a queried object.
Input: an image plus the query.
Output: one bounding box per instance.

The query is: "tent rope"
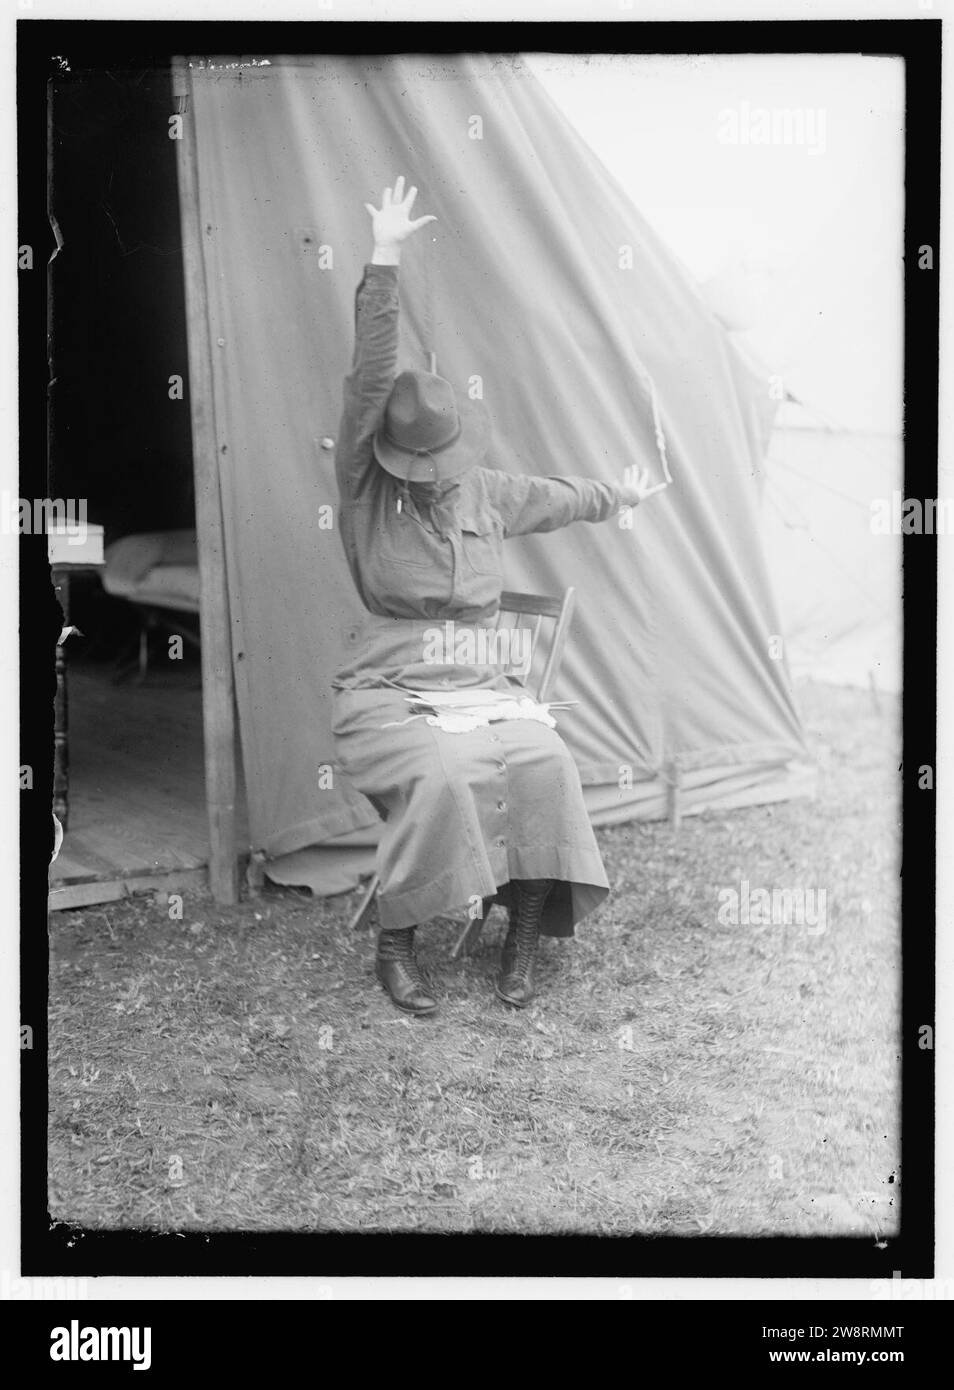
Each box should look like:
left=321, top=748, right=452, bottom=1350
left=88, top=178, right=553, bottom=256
left=766, top=502, right=900, bottom=619
left=780, top=392, right=900, bottom=479
left=766, top=480, right=812, bottom=531
left=646, top=374, right=674, bottom=485
left=769, top=455, right=883, bottom=511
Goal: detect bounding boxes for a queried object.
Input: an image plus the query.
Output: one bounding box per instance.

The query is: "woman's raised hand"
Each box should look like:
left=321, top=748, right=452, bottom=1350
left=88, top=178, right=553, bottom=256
left=365, top=176, right=436, bottom=262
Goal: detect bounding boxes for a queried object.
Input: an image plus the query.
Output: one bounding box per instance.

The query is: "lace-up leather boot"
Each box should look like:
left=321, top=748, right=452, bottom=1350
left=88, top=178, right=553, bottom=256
left=495, top=878, right=553, bottom=1008
left=375, top=926, right=437, bottom=1016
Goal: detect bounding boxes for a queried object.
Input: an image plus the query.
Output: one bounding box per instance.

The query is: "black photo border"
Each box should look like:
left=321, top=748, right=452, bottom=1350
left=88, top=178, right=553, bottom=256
left=18, top=15, right=939, bottom=1281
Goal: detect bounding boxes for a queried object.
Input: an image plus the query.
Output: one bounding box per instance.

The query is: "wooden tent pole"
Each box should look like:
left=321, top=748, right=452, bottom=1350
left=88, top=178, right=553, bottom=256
left=171, top=57, right=239, bottom=904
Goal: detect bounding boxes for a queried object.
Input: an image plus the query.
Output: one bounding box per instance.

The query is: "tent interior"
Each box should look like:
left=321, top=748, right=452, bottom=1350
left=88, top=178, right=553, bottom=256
left=48, top=62, right=216, bottom=907
left=47, top=54, right=894, bottom=914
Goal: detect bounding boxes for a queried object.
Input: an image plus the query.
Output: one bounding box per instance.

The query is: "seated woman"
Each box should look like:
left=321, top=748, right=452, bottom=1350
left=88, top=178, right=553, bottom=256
left=332, top=177, right=658, bottom=1016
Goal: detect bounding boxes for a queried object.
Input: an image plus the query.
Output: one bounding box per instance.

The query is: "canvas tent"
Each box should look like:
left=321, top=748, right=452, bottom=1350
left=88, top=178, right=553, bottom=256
left=172, top=52, right=810, bottom=904
left=760, top=405, right=901, bottom=694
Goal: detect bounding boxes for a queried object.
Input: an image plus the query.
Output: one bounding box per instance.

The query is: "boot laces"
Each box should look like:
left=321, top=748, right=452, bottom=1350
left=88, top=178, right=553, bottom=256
left=507, top=884, right=551, bottom=972
left=378, top=928, right=420, bottom=968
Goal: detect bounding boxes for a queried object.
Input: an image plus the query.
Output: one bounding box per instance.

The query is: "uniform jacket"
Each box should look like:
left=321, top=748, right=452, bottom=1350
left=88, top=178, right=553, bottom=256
left=335, top=263, right=627, bottom=623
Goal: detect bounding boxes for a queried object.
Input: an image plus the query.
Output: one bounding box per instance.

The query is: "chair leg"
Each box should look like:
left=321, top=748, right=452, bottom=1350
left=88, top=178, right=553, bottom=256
left=451, top=897, right=495, bottom=959
left=347, top=872, right=380, bottom=931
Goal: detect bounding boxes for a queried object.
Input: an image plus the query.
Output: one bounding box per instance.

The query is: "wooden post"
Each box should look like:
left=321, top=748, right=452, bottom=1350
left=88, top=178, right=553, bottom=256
left=667, top=761, right=684, bottom=833
left=52, top=570, right=70, bottom=830
left=172, top=57, right=239, bottom=904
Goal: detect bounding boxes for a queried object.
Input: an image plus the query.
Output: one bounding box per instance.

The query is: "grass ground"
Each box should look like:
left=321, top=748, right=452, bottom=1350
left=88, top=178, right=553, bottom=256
left=48, top=679, right=900, bottom=1235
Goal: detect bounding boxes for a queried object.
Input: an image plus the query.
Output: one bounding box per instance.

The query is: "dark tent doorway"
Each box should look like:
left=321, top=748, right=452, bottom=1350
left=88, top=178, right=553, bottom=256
left=49, top=61, right=246, bottom=909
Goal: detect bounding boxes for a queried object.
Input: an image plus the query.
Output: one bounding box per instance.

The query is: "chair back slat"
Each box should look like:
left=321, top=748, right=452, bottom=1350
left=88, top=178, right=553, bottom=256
left=496, top=586, right=576, bottom=702
left=498, top=590, right=564, bottom=619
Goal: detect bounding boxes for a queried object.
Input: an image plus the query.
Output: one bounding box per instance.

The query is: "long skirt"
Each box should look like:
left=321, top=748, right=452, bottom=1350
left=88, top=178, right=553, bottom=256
left=330, top=614, right=610, bottom=936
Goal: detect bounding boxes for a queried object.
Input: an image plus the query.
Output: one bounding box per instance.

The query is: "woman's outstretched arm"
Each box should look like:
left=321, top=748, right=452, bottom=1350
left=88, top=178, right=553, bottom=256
left=486, top=465, right=666, bottom=539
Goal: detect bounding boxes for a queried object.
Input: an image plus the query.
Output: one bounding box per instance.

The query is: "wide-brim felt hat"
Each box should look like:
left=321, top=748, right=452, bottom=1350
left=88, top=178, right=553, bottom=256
left=373, top=369, right=489, bottom=482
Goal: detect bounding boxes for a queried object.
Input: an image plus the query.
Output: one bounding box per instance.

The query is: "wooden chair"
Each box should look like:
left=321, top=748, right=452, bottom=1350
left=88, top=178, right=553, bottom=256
left=346, top=586, right=577, bottom=958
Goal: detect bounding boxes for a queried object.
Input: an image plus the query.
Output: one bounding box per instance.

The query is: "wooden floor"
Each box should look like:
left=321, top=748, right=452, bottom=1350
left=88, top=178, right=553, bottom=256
left=49, top=663, right=247, bottom=910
